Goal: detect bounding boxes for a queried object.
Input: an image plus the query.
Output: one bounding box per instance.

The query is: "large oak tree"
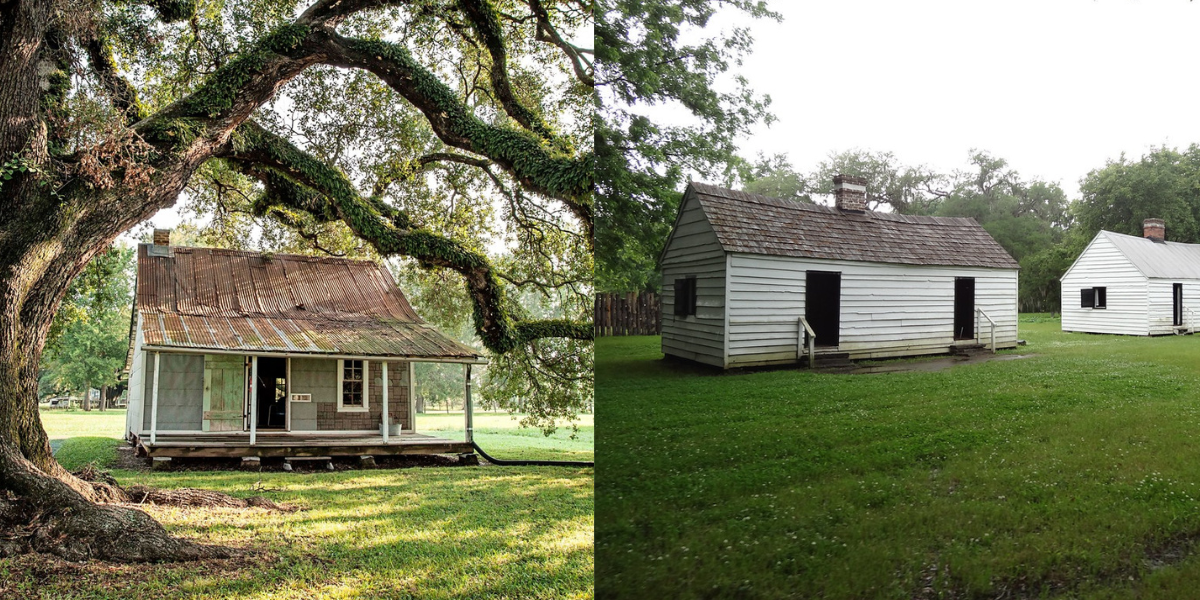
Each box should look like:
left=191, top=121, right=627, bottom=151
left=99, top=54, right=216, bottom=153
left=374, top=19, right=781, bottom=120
left=0, top=0, right=591, bottom=561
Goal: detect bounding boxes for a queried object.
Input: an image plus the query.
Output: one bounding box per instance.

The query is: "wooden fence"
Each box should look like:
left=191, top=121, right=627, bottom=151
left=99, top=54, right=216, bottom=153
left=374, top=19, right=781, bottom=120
left=595, top=292, right=661, bottom=336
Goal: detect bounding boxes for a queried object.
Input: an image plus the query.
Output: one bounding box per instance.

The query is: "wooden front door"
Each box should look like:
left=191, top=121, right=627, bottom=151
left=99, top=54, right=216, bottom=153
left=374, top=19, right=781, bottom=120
left=954, top=277, right=976, bottom=340
left=805, top=271, right=841, bottom=347
left=203, top=354, right=246, bottom=431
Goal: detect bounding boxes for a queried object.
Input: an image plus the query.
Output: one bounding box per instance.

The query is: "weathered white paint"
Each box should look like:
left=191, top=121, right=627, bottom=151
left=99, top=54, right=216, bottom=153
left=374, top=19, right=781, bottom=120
left=150, top=351, right=160, bottom=444
left=381, top=361, right=389, bottom=443
left=126, top=314, right=146, bottom=439
left=250, top=356, right=258, bottom=446
left=659, top=190, right=1020, bottom=368
left=660, top=189, right=726, bottom=367
left=1058, top=231, right=1188, bottom=336
left=723, top=253, right=1018, bottom=367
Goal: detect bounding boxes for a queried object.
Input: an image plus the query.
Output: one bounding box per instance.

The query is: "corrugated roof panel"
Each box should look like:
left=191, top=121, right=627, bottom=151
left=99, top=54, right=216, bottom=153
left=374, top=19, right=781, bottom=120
left=134, top=245, right=480, bottom=359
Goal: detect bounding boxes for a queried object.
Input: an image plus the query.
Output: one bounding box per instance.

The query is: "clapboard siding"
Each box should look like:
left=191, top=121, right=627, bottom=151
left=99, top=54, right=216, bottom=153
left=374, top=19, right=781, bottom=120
left=127, top=315, right=146, bottom=437
left=660, top=189, right=726, bottom=366
left=724, top=253, right=1018, bottom=366
left=1146, top=279, right=1200, bottom=334
left=1060, top=234, right=1149, bottom=335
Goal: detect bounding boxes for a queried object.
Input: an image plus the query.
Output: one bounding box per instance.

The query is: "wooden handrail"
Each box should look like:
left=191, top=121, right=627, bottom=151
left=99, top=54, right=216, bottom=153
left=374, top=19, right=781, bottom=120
left=975, top=308, right=996, bottom=353
left=798, top=317, right=816, bottom=368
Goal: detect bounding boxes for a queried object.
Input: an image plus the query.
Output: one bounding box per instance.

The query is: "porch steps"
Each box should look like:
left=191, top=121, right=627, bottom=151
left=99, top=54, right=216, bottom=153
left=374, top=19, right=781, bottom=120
left=799, top=353, right=854, bottom=369
left=950, top=344, right=990, bottom=357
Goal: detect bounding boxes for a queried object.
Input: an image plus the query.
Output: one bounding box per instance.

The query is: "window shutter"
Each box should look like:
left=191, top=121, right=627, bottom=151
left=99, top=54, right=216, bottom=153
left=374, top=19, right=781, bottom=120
left=1081, top=288, right=1094, bottom=308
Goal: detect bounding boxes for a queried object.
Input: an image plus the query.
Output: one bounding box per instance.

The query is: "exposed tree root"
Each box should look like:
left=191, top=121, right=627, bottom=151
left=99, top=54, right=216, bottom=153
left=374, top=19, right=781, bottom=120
left=124, top=486, right=293, bottom=511
left=0, top=466, right=292, bottom=562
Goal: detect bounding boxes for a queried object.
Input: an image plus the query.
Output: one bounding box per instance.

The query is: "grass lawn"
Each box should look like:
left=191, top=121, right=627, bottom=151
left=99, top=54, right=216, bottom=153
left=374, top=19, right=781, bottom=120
left=3, top=409, right=593, bottom=599
left=597, top=316, right=1200, bottom=599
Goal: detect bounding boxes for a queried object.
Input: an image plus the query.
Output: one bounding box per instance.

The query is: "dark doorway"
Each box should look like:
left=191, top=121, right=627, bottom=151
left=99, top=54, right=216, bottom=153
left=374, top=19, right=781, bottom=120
left=1175, top=283, right=1184, bottom=327
left=954, top=277, right=976, bottom=340
left=805, top=271, right=841, bottom=347
left=254, top=357, right=288, bottom=430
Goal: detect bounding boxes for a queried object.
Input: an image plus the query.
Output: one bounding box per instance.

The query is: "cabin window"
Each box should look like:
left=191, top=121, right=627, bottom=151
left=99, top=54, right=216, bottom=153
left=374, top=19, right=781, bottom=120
left=673, top=277, right=697, bottom=317
left=1080, top=287, right=1106, bottom=309
left=337, top=359, right=370, bottom=412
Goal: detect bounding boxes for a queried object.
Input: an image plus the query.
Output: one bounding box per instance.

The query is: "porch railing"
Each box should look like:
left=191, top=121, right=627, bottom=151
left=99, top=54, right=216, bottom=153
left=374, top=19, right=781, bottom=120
left=797, top=317, right=816, bottom=368
left=975, top=308, right=997, bottom=353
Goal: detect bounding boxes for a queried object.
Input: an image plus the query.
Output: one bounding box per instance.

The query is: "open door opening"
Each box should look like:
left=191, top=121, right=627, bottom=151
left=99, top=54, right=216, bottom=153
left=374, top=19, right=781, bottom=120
left=254, top=357, right=288, bottom=430
left=1174, top=283, right=1184, bottom=327
left=954, top=277, right=976, bottom=340
left=805, top=271, right=841, bottom=347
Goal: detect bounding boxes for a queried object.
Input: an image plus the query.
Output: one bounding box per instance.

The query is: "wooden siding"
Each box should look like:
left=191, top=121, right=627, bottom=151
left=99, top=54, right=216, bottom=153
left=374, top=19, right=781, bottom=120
left=126, top=316, right=146, bottom=438
left=1146, top=279, right=1200, bottom=334
left=660, top=191, right=726, bottom=367
left=725, top=254, right=1018, bottom=367
left=1060, top=234, right=1149, bottom=335
left=142, top=353, right=204, bottom=431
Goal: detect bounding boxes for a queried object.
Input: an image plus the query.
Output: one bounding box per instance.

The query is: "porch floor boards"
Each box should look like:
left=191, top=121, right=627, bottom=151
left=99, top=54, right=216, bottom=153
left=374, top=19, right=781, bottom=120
left=137, top=431, right=473, bottom=458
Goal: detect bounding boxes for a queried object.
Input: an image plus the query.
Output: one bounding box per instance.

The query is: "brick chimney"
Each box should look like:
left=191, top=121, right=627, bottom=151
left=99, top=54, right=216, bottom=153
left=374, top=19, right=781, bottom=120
left=1144, top=218, right=1165, bottom=242
left=153, top=228, right=171, bottom=246
left=833, top=174, right=868, bottom=212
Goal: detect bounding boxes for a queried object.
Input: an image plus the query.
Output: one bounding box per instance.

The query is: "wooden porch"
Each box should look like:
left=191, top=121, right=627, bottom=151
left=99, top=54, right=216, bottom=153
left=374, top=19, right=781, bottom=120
left=135, top=431, right=473, bottom=458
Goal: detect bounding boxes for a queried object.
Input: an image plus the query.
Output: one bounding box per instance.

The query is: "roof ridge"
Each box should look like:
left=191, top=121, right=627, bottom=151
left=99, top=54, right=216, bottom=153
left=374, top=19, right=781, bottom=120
left=145, top=243, right=381, bottom=266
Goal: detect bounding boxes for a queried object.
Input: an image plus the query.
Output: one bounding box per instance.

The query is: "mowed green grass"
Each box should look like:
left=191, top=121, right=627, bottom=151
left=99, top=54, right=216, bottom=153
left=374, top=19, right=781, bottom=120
left=597, top=316, right=1200, bottom=599
left=4, top=409, right=593, bottom=600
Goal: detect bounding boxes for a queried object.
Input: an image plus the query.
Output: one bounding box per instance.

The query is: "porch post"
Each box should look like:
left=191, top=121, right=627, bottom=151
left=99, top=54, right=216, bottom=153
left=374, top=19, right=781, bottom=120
left=464, top=364, right=473, bottom=444
left=409, top=361, right=417, bottom=432
left=382, top=361, right=389, bottom=443
left=250, top=356, right=258, bottom=446
left=150, top=352, right=161, bottom=444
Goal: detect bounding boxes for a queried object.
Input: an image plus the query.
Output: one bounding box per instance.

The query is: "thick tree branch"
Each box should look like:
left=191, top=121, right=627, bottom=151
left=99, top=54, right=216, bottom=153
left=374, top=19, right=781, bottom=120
left=222, top=122, right=592, bottom=352
left=83, top=34, right=143, bottom=124
left=456, top=0, right=556, bottom=140
left=313, top=29, right=593, bottom=227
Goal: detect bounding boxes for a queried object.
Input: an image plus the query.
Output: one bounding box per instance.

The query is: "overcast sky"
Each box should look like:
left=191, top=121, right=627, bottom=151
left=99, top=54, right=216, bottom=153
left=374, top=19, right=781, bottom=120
left=716, top=0, right=1200, bottom=199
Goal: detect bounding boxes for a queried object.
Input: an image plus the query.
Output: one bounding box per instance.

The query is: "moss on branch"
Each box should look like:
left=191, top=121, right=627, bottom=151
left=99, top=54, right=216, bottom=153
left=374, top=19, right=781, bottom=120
left=224, top=123, right=591, bottom=353
left=327, top=34, right=593, bottom=212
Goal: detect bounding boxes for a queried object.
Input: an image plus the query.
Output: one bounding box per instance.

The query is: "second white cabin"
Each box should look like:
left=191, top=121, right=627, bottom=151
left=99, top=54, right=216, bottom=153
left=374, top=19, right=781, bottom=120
left=1061, top=219, right=1200, bottom=336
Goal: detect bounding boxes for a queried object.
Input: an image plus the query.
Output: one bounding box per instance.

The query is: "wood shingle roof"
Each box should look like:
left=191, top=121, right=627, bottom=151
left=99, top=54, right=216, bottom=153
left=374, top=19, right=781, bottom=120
left=688, top=182, right=1020, bottom=270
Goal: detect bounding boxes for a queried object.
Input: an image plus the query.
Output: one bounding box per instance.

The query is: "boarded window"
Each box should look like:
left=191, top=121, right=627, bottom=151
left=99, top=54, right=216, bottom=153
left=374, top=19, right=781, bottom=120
left=673, top=277, right=697, bottom=317
left=342, top=360, right=364, bottom=407
left=1081, top=288, right=1094, bottom=308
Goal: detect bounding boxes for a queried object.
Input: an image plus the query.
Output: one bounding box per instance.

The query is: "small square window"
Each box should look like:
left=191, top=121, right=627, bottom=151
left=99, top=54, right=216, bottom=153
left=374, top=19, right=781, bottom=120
left=673, top=277, right=697, bottom=317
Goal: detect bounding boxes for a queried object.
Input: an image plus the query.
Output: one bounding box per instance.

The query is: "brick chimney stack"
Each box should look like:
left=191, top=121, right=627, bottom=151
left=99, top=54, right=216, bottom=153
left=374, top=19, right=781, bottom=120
left=153, top=228, right=172, bottom=246
left=1144, top=218, right=1165, bottom=242
left=833, top=174, right=868, bottom=212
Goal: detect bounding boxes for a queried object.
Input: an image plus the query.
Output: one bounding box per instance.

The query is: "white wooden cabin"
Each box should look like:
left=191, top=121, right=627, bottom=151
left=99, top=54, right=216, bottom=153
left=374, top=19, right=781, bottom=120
left=1061, top=220, right=1200, bottom=336
left=659, top=177, right=1021, bottom=368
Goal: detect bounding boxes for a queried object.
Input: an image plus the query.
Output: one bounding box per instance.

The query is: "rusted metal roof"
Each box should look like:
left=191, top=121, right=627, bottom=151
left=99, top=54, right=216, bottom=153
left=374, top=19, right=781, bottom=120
left=687, top=182, right=1020, bottom=270
left=134, top=245, right=481, bottom=359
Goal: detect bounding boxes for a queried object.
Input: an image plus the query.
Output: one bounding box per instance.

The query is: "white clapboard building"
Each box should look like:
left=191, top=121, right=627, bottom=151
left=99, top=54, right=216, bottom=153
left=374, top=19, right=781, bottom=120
left=659, top=176, right=1020, bottom=368
left=1061, top=219, right=1200, bottom=336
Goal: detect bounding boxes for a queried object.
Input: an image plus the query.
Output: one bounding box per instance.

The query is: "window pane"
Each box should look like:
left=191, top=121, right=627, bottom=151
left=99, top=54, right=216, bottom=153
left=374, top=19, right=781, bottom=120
left=1095, top=287, right=1106, bottom=308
